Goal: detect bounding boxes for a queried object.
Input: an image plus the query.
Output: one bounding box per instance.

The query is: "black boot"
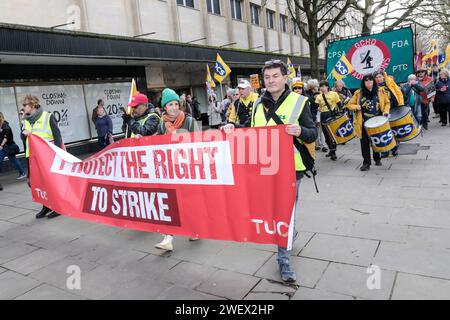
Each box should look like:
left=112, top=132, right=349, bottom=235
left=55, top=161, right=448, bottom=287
left=47, top=212, right=61, bottom=219
left=330, top=151, right=337, bottom=161
left=0, top=184, right=3, bottom=191
left=360, top=164, right=370, bottom=171
left=36, top=206, right=52, bottom=219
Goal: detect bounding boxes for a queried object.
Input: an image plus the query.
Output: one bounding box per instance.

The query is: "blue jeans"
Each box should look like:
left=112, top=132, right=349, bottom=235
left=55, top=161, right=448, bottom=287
left=277, top=178, right=301, bottom=265
left=0, top=148, right=25, bottom=175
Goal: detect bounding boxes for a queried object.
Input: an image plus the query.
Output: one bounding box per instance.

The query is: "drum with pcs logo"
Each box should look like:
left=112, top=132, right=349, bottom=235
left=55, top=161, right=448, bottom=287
left=364, top=116, right=397, bottom=153
left=389, top=106, right=421, bottom=142
left=324, top=114, right=356, bottom=145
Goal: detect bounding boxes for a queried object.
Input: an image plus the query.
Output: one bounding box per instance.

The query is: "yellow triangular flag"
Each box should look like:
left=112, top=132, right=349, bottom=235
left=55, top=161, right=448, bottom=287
left=287, top=57, right=296, bottom=79
left=127, top=78, right=138, bottom=114
left=206, top=64, right=216, bottom=88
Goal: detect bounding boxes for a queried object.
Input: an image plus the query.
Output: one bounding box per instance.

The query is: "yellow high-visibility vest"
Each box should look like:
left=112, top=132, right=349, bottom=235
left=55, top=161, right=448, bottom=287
left=252, top=92, right=308, bottom=171
left=130, top=113, right=160, bottom=138
left=24, top=111, right=54, bottom=158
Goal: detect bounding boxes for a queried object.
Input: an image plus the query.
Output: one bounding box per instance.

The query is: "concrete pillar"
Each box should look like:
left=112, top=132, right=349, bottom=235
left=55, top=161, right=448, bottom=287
left=199, top=0, right=211, bottom=45
left=168, top=0, right=181, bottom=42
left=224, top=0, right=235, bottom=45
left=124, top=0, right=142, bottom=36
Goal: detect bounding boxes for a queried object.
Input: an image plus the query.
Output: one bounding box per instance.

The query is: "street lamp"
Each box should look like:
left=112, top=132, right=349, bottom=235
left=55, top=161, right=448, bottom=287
left=134, top=32, right=156, bottom=38
left=269, top=49, right=283, bottom=53
left=50, top=21, right=75, bottom=29
left=250, top=45, right=263, bottom=50
left=186, top=37, right=207, bottom=44
left=219, top=42, right=237, bottom=48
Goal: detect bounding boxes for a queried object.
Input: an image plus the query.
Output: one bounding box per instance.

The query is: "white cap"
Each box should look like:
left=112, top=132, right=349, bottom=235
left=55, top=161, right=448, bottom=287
left=237, top=80, right=251, bottom=89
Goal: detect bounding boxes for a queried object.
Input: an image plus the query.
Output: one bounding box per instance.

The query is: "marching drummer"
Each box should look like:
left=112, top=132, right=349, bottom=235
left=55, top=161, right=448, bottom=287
left=347, top=74, right=391, bottom=171
left=373, top=70, right=403, bottom=157
left=292, top=78, right=305, bottom=96
left=314, top=80, right=342, bottom=161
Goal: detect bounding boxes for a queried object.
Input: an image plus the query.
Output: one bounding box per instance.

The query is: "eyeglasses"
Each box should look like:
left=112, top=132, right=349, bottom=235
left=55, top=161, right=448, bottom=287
left=364, top=78, right=373, bottom=82
left=264, top=59, right=282, bottom=66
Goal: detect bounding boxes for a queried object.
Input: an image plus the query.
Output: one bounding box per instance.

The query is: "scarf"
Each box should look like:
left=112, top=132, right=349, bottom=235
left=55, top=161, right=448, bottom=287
left=163, top=111, right=185, bottom=134
left=25, top=109, right=43, bottom=125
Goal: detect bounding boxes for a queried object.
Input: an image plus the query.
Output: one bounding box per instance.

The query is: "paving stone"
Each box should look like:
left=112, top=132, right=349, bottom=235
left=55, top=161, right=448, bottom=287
left=0, top=241, right=38, bottom=264
left=118, top=253, right=180, bottom=279
left=70, top=265, right=141, bottom=300
left=203, top=246, right=273, bottom=275
left=404, top=226, right=450, bottom=249
left=391, top=273, right=450, bottom=300
left=0, top=271, right=41, bottom=299
left=255, top=256, right=328, bottom=288
left=28, top=256, right=98, bottom=290
left=292, top=287, right=355, bottom=300
left=168, top=238, right=230, bottom=264
left=373, top=242, right=450, bottom=280
left=316, top=263, right=396, bottom=300
left=251, top=279, right=296, bottom=294
left=14, top=283, right=86, bottom=300
left=196, top=269, right=260, bottom=300
left=2, top=249, right=67, bottom=275
left=158, top=261, right=218, bottom=289
left=157, top=285, right=224, bottom=300
left=390, top=207, right=450, bottom=229
left=300, top=234, right=379, bottom=267
left=244, top=292, right=289, bottom=300
left=101, top=276, right=173, bottom=300
left=0, top=205, right=34, bottom=221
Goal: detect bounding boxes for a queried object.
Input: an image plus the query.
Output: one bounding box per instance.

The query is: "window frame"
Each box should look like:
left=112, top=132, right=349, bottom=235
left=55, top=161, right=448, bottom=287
left=230, top=0, right=243, bottom=21
left=266, top=9, right=275, bottom=29
left=177, top=0, right=195, bottom=8
left=250, top=3, right=260, bottom=25
left=207, top=0, right=221, bottom=15
left=280, top=14, right=287, bottom=33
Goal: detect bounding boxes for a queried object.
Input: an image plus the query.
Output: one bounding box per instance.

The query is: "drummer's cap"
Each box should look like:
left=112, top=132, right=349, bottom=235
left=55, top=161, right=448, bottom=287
left=292, top=78, right=304, bottom=88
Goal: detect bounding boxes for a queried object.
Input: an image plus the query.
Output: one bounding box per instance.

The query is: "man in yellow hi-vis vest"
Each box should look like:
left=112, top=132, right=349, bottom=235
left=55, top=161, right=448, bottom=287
left=121, top=93, right=160, bottom=138
left=222, top=60, right=317, bottom=283
left=21, top=95, right=63, bottom=219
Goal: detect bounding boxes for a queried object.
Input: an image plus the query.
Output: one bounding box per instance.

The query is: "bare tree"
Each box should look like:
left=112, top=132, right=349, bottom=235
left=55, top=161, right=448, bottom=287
left=352, top=0, right=424, bottom=34
left=286, top=0, right=355, bottom=79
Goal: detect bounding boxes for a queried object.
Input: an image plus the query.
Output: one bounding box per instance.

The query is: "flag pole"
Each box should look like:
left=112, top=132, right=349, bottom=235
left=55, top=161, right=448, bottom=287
left=220, top=83, right=224, bottom=102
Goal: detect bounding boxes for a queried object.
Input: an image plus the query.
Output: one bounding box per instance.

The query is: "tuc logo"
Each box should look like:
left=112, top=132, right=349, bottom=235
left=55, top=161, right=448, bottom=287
left=370, top=130, right=394, bottom=147
left=336, top=121, right=354, bottom=138
left=391, top=124, right=413, bottom=138
left=251, top=219, right=289, bottom=237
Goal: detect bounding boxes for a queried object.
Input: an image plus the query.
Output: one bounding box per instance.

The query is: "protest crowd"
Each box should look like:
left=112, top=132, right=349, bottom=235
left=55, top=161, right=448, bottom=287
left=1, top=46, right=450, bottom=284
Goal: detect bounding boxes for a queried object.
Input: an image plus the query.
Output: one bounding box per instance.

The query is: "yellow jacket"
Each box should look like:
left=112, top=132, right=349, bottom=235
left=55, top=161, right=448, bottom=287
left=383, top=72, right=404, bottom=106
left=347, top=87, right=391, bottom=139
left=228, top=92, right=259, bottom=124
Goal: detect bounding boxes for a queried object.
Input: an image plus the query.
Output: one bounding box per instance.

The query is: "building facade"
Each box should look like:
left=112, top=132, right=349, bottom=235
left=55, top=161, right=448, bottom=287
left=0, top=0, right=362, bottom=159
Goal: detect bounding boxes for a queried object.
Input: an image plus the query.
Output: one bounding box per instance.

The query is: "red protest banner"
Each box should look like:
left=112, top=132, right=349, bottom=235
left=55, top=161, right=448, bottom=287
left=29, top=126, right=297, bottom=249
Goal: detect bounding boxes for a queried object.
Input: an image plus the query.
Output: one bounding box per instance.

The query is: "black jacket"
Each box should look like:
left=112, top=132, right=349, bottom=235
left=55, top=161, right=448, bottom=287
left=258, top=86, right=317, bottom=143
left=122, top=109, right=160, bottom=137
left=0, top=121, right=17, bottom=146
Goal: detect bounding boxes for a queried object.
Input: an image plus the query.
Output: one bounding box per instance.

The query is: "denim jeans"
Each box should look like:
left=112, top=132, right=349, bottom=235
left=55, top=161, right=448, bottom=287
left=0, top=148, right=25, bottom=175
left=277, top=178, right=301, bottom=265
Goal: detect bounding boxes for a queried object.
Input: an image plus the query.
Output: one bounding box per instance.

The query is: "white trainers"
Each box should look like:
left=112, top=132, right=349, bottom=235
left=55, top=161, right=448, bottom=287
left=189, top=237, right=199, bottom=241
left=155, top=235, right=173, bottom=251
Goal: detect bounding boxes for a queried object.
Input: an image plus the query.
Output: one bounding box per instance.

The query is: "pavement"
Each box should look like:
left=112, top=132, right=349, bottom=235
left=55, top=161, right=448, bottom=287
left=1, top=117, right=450, bottom=300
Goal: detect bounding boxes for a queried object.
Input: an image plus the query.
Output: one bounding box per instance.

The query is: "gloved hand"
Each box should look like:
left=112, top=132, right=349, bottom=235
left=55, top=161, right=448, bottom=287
left=122, top=113, right=132, bottom=123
